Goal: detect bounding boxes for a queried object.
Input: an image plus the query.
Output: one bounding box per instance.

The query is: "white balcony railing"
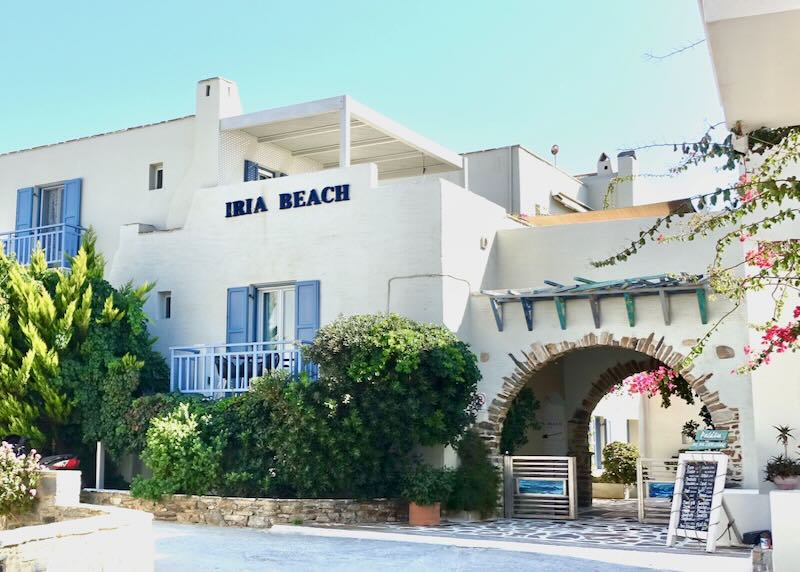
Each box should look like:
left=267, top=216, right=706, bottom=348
left=0, top=223, right=84, bottom=268
left=170, top=341, right=317, bottom=396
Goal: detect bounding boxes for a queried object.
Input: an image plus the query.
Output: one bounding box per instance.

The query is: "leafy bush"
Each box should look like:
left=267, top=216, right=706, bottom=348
left=601, top=441, right=639, bottom=485
left=0, top=442, right=41, bottom=517
left=0, top=230, right=168, bottom=454
left=124, top=393, right=205, bottom=454
left=131, top=403, right=221, bottom=500
left=447, top=430, right=500, bottom=517
left=205, top=384, right=277, bottom=497
left=401, top=464, right=454, bottom=506
left=262, top=314, right=481, bottom=498
left=499, top=388, right=541, bottom=454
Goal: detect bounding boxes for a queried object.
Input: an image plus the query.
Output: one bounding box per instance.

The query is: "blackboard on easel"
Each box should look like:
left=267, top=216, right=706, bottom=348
left=666, top=452, right=728, bottom=552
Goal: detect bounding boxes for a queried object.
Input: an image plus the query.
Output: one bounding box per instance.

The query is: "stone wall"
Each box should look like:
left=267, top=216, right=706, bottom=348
left=82, top=489, right=407, bottom=528
left=478, top=331, right=743, bottom=509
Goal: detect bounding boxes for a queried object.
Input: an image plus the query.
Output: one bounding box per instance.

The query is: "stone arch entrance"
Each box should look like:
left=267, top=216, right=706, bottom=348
left=478, top=331, right=742, bottom=508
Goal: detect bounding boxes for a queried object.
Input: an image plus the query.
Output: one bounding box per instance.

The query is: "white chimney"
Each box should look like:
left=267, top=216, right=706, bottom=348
left=614, top=150, right=638, bottom=207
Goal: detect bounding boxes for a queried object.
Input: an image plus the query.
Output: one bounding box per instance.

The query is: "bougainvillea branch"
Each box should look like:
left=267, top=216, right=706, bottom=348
left=594, top=125, right=800, bottom=372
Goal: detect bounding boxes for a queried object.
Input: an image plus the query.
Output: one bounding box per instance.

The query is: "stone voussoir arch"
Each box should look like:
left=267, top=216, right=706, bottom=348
left=477, top=330, right=743, bottom=505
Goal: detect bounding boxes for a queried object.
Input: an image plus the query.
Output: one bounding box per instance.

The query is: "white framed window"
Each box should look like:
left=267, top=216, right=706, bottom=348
left=257, top=165, right=287, bottom=180
left=39, top=184, right=64, bottom=226
left=149, top=163, right=164, bottom=190
left=256, top=285, right=295, bottom=342
left=158, top=291, right=172, bottom=319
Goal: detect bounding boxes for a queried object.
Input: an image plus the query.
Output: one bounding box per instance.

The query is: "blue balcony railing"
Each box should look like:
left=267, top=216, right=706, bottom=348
left=0, top=223, right=84, bottom=268
left=170, top=340, right=318, bottom=396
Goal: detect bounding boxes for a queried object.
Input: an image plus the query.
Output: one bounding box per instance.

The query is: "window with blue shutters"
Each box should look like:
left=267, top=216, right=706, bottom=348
left=226, top=281, right=320, bottom=344
left=244, top=160, right=285, bottom=182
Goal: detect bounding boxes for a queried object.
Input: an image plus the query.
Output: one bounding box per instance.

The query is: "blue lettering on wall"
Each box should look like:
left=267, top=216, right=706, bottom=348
left=254, top=196, right=268, bottom=213
left=228, top=183, right=350, bottom=218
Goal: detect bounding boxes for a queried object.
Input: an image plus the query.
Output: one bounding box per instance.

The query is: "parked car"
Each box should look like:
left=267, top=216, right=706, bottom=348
left=2, top=435, right=80, bottom=470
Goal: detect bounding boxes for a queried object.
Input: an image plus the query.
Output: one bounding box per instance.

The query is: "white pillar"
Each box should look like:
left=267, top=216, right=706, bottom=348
left=339, top=96, right=351, bottom=168
left=95, top=441, right=105, bottom=490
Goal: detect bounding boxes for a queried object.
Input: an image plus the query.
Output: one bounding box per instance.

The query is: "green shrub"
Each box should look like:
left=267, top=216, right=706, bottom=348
left=131, top=403, right=221, bottom=500
left=401, top=464, right=454, bottom=506
left=601, top=441, right=639, bottom=485
left=263, top=314, right=481, bottom=498
left=447, top=430, right=500, bottom=517
left=205, top=384, right=277, bottom=497
left=499, top=388, right=541, bottom=455
left=124, top=393, right=206, bottom=454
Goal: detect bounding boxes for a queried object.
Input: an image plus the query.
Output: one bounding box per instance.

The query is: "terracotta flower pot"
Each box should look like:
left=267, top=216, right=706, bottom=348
left=408, top=502, right=441, bottom=526
left=773, top=475, right=800, bottom=490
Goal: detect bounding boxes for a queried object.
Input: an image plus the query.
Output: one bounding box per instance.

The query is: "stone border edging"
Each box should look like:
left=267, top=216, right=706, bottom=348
left=82, top=489, right=407, bottom=528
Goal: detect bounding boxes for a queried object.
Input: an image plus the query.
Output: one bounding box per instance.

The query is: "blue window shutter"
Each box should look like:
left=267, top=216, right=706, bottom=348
left=226, top=286, right=252, bottom=344
left=244, top=160, right=259, bottom=182
left=62, top=178, right=82, bottom=259
left=295, top=280, right=320, bottom=343
left=15, top=187, right=35, bottom=232
left=13, top=187, right=35, bottom=264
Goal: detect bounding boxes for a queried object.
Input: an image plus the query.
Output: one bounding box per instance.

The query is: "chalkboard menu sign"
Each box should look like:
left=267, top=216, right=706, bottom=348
left=666, top=453, right=728, bottom=552
left=676, top=461, right=717, bottom=531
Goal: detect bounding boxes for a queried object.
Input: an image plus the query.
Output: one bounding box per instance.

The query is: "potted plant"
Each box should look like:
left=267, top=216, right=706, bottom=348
left=401, top=464, right=453, bottom=526
left=446, top=430, right=501, bottom=521
left=593, top=441, right=639, bottom=499
left=765, top=426, right=800, bottom=490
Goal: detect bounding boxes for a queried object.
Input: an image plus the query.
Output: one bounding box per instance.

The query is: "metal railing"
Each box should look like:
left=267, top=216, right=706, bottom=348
left=637, top=457, right=679, bottom=523
left=0, top=223, right=84, bottom=267
left=170, top=340, right=318, bottom=396
left=503, top=455, right=577, bottom=519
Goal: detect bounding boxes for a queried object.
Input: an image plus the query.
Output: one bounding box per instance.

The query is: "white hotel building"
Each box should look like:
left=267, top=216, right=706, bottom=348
left=1, top=11, right=798, bottom=531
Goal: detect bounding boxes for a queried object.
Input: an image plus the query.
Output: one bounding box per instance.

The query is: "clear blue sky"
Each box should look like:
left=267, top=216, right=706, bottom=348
left=0, top=1, right=727, bottom=197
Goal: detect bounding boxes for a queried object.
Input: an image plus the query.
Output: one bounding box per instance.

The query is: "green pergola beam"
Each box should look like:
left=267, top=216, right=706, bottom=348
left=696, top=288, right=708, bottom=324
left=554, top=297, right=567, bottom=330
left=623, top=293, right=635, bottom=327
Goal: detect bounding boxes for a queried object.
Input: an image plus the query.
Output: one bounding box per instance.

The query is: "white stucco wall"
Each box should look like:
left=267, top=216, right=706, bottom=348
left=0, top=117, right=195, bottom=265
left=464, top=216, right=758, bottom=487
left=462, top=146, right=587, bottom=215
left=108, top=164, right=511, bottom=359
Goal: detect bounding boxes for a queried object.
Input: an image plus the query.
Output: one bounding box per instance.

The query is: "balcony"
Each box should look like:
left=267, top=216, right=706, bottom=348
left=170, top=341, right=318, bottom=396
left=0, top=223, right=84, bottom=268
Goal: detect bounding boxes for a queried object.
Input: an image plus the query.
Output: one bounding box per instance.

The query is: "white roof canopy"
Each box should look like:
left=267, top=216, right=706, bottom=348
left=220, top=96, right=463, bottom=179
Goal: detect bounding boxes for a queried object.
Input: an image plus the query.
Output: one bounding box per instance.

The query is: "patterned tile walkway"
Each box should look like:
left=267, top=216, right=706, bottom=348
left=336, top=500, right=749, bottom=557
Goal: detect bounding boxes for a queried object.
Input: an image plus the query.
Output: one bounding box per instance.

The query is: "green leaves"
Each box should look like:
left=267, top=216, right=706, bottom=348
left=131, top=403, right=222, bottom=500
left=499, top=387, right=541, bottom=455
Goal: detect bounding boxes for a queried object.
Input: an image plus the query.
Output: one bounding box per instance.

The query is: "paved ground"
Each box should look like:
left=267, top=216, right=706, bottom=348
left=153, top=521, right=676, bottom=572
left=346, top=500, right=747, bottom=555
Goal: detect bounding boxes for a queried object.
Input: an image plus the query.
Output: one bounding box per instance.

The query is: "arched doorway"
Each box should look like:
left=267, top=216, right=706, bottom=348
left=478, top=330, right=743, bottom=509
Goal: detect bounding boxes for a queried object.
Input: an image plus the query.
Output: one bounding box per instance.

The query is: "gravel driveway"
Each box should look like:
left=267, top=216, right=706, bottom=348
left=154, top=521, right=675, bottom=572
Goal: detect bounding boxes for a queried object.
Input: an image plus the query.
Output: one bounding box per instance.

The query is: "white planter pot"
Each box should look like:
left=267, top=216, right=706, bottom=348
left=592, top=482, right=639, bottom=499
left=773, top=475, right=800, bottom=490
